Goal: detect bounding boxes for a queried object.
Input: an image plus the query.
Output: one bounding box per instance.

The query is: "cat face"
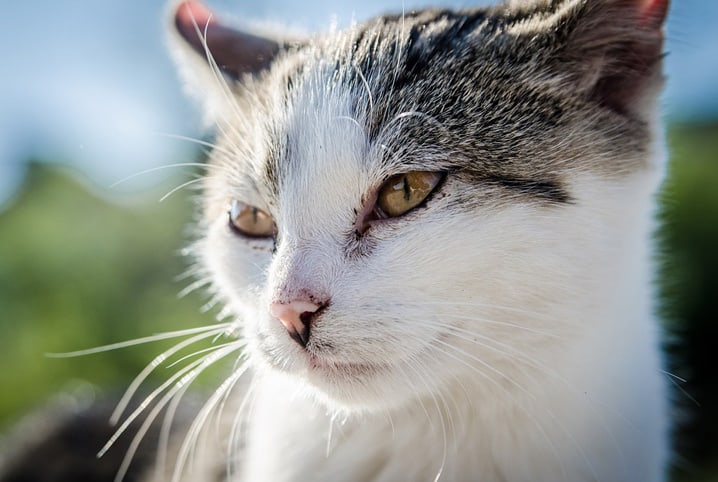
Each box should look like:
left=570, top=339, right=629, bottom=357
left=199, top=104, right=573, bottom=411
left=172, top=0, right=667, bottom=412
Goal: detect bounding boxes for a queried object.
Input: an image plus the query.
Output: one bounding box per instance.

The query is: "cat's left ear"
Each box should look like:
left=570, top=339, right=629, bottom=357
left=172, top=0, right=280, bottom=79
left=167, top=1, right=289, bottom=122
left=547, top=0, right=669, bottom=116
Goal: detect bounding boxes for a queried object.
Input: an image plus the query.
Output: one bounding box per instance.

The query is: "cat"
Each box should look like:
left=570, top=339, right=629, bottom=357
left=0, top=0, right=672, bottom=481
left=161, top=0, right=673, bottom=480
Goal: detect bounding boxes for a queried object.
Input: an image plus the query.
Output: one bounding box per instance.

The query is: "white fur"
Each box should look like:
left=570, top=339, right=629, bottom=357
left=185, top=63, right=671, bottom=481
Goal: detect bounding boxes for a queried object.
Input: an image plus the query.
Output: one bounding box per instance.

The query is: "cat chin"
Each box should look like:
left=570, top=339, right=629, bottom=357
left=294, top=372, right=425, bottom=415
left=249, top=341, right=429, bottom=413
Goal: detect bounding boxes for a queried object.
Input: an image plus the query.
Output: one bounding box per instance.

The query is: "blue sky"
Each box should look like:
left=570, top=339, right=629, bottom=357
left=0, top=0, right=716, bottom=206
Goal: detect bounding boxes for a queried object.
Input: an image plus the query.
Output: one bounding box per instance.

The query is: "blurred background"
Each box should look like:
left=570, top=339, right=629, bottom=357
left=0, top=1, right=716, bottom=481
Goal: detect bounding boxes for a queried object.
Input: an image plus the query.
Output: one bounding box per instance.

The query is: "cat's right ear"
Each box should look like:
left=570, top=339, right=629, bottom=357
left=547, top=0, right=669, bottom=117
left=167, top=0, right=285, bottom=123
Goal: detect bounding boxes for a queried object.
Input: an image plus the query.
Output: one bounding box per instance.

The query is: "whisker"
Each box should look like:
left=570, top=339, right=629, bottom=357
left=191, top=12, right=248, bottom=144
left=185, top=354, right=247, bottom=477
left=401, top=359, right=448, bottom=482
left=662, top=369, right=699, bottom=406
left=386, top=110, right=447, bottom=136
left=227, top=378, right=258, bottom=481
left=419, top=320, right=562, bottom=381
left=46, top=324, right=230, bottom=358
left=109, top=163, right=210, bottom=189
left=353, top=63, right=374, bottom=116
left=110, top=326, right=231, bottom=424
left=155, top=132, right=234, bottom=157
left=214, top=353, right=250, bottom=432
left=434, top=338, right=536, bottom=401
left=101, top=357, right=209, bottom=459
left=394, top=363, right=434, bottom=433
left=660, top=369, right=686, bottom=383
left=431, top=312, right=561, bottom=339
left=111, top=343, right=242, bottom=482
left=334, top=115, right=365, bottom=133
left=424, top=342, right=570, bottom=482
left=113, top=381, right=187, bottom=482
left=408, top=298, right=560, bottom=320
left=156, top=382, right=191, bottom=482
left=159, top=177, right=204, bottom=202
left=165, top=341, right=241, bottom=369
left=172, top=354, right=250, bottom=482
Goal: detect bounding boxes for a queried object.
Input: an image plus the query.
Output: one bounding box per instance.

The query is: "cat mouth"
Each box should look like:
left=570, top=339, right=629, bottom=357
left=254, top=339, right=384, bottom=378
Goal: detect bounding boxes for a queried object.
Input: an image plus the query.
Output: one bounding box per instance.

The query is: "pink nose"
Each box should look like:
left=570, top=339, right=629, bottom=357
left=269, top=300, right=322, bottom=347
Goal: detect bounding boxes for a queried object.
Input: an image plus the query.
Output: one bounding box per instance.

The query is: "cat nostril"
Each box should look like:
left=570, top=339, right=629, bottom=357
left=269, top=300, right=324, bottom=348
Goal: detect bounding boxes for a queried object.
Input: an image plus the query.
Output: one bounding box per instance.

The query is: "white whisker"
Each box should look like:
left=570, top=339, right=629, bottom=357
left=101, top=357, right=208, bottom=459
left=662, top=369, right=699, bottom=406
left=46, top=324, right=230, bottom=358
left=227, top=378, right=258, bottom=481
left=424, top=342, right=570, bottom=482
left=110, top=326, right=230, bottom=425
left=109, top=163, right=210, bottom=189
left=111, top=343, right=242, bottom=482
left=155, top=382, right=190, bottom=482
left=155, top=132, right=234, bottom=157
left=353, top=63, right=374, bottom=116
left=402, top=359, right=448, bottom=482
left=171, top=355, right=250, bottom=482
left=433, top=312, right=561, bottom=339
left=159, top=177, right=204, bottom=202
left=166, top=341, right=241, bottom=369
left=334, top=115, right=365, bottom=133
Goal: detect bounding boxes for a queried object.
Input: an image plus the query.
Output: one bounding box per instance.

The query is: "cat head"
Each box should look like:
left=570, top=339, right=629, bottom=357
left=169, top=0, right=668, bottom=413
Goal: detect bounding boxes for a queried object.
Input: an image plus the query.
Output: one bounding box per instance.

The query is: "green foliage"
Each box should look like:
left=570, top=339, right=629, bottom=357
left=0, top=164, right=215, bottom=429
left=661, top=124, right=718, bottom=482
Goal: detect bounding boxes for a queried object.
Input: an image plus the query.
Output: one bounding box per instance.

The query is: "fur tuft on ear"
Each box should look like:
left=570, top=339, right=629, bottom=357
left=560, top=0, right=669, bottom=116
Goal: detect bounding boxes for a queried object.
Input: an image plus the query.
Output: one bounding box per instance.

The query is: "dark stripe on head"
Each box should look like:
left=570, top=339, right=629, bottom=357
left=484, top=175, right=572, bottom=204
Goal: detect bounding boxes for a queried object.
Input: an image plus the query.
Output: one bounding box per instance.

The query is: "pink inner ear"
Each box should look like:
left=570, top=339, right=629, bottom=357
left=176, top=1, right=215, bottom=31
left=639, top=0, right=669, bottom=28
left=175, top=1, right=217, bottom=57
left=173, top=0, right=279, bottom=78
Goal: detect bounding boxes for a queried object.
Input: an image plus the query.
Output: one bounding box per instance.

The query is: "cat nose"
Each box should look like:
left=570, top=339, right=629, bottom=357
left=269, top=300, right=323, bottom=348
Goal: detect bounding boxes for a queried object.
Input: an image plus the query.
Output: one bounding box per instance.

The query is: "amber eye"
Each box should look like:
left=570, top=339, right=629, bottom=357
left=228, top=200, right=276, bottom=238
left=375, top=171, right=443, bottom=218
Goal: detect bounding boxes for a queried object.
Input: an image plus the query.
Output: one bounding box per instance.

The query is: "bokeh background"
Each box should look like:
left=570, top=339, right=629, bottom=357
left=0, top=1, right=716, bottom=481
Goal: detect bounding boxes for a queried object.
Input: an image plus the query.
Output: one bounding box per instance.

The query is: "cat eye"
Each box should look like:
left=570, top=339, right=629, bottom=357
left=228, top=200, right=276, bottom=238
left=374, top=171, right=443, bottom=218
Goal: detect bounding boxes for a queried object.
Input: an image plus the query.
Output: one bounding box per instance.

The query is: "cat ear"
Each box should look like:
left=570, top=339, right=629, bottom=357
left=167, top=1, right=286, bottom=124
left=550, top=0, right=669, bottom=115
left=173, top=0, right=280, bottom=79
